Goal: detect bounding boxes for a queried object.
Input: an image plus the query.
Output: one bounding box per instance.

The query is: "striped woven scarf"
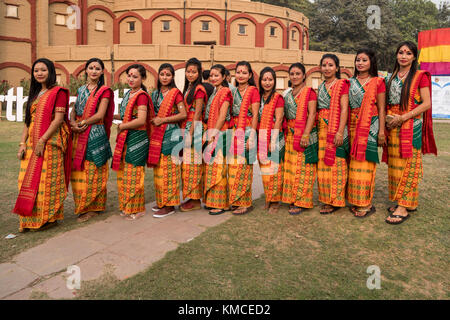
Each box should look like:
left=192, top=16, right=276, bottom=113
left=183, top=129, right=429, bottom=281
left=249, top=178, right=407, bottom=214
left=324, top=79, right=350, bottom=166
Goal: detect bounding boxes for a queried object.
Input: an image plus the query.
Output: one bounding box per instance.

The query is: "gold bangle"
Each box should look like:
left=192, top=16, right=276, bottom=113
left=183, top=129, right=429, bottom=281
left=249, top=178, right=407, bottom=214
left=19, top=142, right=26, bottom=146
left=302, top=135, right=309, bottom=139
left=335, top=132, right=343, bottom=137
left=80, top=120, right=87, bottom=126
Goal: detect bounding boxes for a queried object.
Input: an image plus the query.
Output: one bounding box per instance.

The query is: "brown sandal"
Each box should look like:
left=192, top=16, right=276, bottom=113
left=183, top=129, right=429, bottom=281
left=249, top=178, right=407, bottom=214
left=77, top=212, right=98, bottom=223
left=232, top=206, right=253, bottom=216
left=320, top=205, right=338, bottom=215
left=353, top=206, right=376, bottom=218
left=268, top=203, right=280, bottom=213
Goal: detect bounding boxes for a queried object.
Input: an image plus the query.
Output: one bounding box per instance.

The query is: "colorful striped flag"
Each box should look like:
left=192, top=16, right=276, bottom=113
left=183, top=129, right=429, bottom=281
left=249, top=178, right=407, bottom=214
left=418, top=28, right=450, bottom=76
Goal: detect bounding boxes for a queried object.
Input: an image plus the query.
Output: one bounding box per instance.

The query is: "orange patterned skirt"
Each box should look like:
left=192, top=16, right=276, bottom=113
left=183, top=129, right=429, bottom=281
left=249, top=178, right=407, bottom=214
left=71, top=134, right=108, bottom=214
left=204, top=149, right=228, bottom=209
left=117, top=146, right=146, bottom=214
left=18, top=123, right=69, bottom=229
left=347, top=109, right=377, bottom=207
left=228, top=155, right=253, bottom=207
left=154, top=154, right=181, bottom=208
left=317, top=112, right=347, bottom=207
left=182, top=146, right=203, bottom=201
left=282, top=130, right=316, bottom=208
left=387, top=126, right=422, bottom=209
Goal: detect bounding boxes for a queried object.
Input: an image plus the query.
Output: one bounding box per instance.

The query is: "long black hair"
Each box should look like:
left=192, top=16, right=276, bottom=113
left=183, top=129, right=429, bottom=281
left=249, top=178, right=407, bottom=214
left=25, top=58, right=57, bottom=127
left=386, top=41, right=418, bottom=111
left=85, top=57, right=105, bottom=95
left=320, top=54, right=341, bottom=79
left=126, top=64, right=147, bottom=92
left=157, top=63, right=176, bottom=96
left=288, top=62, right=306, bottom=87
left=354, top=48, right=378, bottom=78
left=259, top=67, right=277, bottom=104
left=202, top=70, right=210, bottom=81
left=210, top=64, right=229, bottom=88
left=183, top=58, right=203, bottom=106
left=235, top=61, right=256, bottom=87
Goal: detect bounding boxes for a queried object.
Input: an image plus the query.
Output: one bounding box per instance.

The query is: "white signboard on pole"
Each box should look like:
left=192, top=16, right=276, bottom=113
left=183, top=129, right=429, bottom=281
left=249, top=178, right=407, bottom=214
left=432, top=76, right=450, bottom=119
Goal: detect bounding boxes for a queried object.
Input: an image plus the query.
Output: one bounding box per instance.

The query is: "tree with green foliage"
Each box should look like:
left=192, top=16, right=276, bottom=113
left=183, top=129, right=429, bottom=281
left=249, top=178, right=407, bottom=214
left=307, top=0, right=404, bottom=70
left=437, top=3, right=450, bottom=28
left=390, top=0, right=440, bottom=42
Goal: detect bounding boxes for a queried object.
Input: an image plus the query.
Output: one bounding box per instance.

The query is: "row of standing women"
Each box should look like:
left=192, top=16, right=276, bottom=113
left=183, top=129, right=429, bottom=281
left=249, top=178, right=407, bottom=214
left=13, top=40, right=437, bottom=232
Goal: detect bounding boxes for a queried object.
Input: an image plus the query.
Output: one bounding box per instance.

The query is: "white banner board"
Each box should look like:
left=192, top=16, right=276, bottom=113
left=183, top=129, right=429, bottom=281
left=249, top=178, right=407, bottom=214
left=0, top=88, right=129, bottom=122
left=432, top=76, right=450, bottom=119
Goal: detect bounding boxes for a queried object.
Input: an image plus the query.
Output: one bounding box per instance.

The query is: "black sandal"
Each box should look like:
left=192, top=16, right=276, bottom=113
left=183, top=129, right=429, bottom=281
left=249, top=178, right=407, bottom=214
left=385, top=213, right=410, bottom=225
left=320, top=205, right=339, bottom=215
left=387, top=205, right=417, bottom=213
left=30, top=221, right=58, bottom=232
left=209, top=208, right=226, bottom=215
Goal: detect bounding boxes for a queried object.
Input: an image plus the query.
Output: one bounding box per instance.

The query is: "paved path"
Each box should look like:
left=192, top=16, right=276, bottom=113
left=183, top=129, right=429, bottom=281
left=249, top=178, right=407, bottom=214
left=1, top=165, right=265, bottom=300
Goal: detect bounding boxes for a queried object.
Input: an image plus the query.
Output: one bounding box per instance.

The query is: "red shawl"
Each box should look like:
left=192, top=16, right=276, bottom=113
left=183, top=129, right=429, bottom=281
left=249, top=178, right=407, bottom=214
left=324, top=79, right=350, bottom=166
left=350, top=78, right=379, bottom=161
left=204, top=87, right=232, bottom=163
left=72, top=86, right=114, bottom=171
left=232, top=86, right=259, bottom=156
left=147, top=88, right=180, bottom=167
left=293, top=87, right=313, bottom=153
left=111, top=90, right=153, bottom=170
left=258, top=92, right=282, bottom=162
left=182, top=84, right=207, bottom=129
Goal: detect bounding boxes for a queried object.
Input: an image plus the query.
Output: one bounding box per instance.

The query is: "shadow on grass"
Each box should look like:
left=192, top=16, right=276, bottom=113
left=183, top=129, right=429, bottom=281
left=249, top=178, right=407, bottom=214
left=1, top=121, right=449, bottom=299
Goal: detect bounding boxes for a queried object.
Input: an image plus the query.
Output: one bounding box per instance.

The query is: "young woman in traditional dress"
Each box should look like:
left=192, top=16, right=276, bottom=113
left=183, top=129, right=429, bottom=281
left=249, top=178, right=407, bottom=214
left=347, top=49, right=386, bottom=218
left=228, top=61, right=260, bottom=215
left=384, top=41, right=436, bottom=224
left=70, top=58, right=115, bottom=223
left=317, top=54, right=350, bottom=214
left=112, top=64, right=154, bottom=221
left=14, top=58, right=71, bottom=232
left=150, top=63, right=187, bottom=218
left=180, top=58, right=208, bottom=212
left=282, top=63, right=318, bottom=215
left=203, top=64, right=233, bottom=215
left=257, top=67, right=285, bottom=213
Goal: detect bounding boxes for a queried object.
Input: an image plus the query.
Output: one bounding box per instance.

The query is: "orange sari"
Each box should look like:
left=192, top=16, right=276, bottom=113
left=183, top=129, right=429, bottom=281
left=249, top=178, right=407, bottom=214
left=15, top=87, right=71, bottom=229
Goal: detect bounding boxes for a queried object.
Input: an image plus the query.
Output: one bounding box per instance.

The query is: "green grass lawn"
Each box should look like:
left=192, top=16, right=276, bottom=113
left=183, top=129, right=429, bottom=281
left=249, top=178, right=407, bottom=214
left=0, top=121, right=155, bottom=262
left=0, top=121, right=448, bottom=299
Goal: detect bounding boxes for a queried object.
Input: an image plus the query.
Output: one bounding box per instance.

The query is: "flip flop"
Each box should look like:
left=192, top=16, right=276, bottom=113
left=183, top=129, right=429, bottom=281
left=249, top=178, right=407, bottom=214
left=320, top=205, right=339, bottom=215
left=125, top=212, right=146, bottom=221
left=232, top=206, right=253, bottom=216
left=353, top=206, right=376, bottom=218
left=30, top=221, right=58, bottom=232
left=269, top=203, right=280, bottom=213
left=77, top=212, right=98, bottom=223
left=385, top=213, right=410, bottom=225
left=288, top=205, right=303, bottom=216
left=209, top=208, right=226, bottom=215
left=387, top=205, right=417, bottom=213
